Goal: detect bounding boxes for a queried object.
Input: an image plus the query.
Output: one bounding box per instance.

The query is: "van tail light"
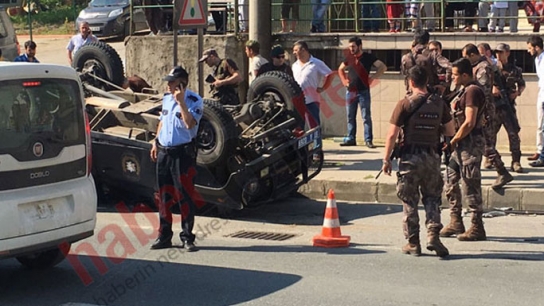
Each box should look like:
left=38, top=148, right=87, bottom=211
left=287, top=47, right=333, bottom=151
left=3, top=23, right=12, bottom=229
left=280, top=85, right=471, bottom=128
left=85, top=112, right=92, bottom=176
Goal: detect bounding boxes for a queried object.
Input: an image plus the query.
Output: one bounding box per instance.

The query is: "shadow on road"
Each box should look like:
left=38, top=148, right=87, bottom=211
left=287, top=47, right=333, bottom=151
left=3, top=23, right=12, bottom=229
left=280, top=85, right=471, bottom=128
left=445, top=250, right=544, bottom=261
left=0, top=256, right=301, bottom=306
left=486, top=236, right=544, bottom=244
left=232, top=194, right=403, bottom=226
left=198, top=244, right=386, bottom=256
left=98, top=192, right=403, bottom=226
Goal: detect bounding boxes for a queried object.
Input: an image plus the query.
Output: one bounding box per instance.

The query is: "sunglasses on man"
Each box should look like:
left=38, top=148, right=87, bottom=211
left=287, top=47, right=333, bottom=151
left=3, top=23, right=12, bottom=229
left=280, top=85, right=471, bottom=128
left=275, top=55, right=285, bottom=59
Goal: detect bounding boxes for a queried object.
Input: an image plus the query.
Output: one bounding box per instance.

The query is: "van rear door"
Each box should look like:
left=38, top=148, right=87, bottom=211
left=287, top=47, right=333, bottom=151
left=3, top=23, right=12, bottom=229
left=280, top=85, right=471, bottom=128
left=0, top=78, right=87, bottom=190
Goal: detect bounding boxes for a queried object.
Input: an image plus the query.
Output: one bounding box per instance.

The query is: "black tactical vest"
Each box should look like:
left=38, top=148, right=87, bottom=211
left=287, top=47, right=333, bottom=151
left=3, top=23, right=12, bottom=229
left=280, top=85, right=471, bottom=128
left=403, top=93, right=444, bottom=146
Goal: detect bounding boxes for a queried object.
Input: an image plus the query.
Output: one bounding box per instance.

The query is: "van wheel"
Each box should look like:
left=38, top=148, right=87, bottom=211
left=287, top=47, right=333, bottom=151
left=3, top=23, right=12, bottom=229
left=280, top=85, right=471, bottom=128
left=72, top=41, right=125, bottom=90
left=197, top=99, right=237, bottom=169
left=246, top=71, right=306, bottom=129
left=16, top=244, right=70, bottom=269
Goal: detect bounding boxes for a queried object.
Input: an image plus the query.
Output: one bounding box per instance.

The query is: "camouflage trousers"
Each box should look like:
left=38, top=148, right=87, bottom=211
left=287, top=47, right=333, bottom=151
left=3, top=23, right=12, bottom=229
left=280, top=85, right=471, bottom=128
left=396, top=151, right=443, bottom=239
left=483, top=102, right=506, bottom=170
left=489, top=104, right=522, bottom=163
left=444, top=134, right=485, bottom=214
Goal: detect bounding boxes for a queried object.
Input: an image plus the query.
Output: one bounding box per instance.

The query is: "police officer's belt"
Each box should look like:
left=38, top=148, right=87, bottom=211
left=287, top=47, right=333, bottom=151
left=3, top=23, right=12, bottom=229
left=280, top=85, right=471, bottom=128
left=157, top=142, right=194, bottom=154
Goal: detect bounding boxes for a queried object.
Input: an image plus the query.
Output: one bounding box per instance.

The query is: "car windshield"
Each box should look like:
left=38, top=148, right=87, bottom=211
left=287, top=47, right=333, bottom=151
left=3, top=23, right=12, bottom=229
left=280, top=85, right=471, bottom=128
left=90, top=0, right=128, bottom=7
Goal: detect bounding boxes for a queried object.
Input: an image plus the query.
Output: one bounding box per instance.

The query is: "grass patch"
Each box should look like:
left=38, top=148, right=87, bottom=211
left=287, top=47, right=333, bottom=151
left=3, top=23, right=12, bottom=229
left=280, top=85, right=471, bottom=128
left=10, top=6, right=82, bottom=35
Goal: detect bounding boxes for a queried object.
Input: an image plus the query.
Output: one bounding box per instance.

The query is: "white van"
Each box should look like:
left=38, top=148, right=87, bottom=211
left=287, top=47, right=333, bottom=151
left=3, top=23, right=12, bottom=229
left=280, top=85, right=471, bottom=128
left=0, top=10, right=20, bottom=61
left=0, top=63, right=97, bottom=268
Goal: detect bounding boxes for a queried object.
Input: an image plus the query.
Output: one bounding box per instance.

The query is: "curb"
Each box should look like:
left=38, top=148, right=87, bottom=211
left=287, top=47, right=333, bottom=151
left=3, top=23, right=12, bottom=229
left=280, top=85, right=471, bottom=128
left=299, top=179, right=544, bottom=212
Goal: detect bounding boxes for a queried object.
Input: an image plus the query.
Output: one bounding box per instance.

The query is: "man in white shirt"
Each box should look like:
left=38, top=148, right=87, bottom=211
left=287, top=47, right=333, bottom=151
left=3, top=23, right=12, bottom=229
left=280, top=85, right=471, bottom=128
left=527, top=36, right=544, bottom=165
left=292, top=40, right=333, bottom=148
left=67, top=22, right=98, bottom=65
left=246, top=40, right=268, bottom=84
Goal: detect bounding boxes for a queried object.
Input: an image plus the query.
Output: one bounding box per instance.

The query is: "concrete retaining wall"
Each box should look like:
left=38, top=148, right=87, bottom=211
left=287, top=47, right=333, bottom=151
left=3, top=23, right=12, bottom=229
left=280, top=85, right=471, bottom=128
left=125, top=35, right=541, bottom=151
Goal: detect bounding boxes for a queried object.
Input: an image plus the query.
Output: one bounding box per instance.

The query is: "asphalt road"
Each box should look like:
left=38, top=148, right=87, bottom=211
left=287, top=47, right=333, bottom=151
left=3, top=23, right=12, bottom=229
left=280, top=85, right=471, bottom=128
left=1, top=196, right=543, bottom=306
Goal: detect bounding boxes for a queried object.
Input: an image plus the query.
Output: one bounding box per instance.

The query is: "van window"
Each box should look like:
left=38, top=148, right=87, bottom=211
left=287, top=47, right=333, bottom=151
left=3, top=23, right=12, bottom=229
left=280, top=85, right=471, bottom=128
left=0, top=78, right=87, bottom=191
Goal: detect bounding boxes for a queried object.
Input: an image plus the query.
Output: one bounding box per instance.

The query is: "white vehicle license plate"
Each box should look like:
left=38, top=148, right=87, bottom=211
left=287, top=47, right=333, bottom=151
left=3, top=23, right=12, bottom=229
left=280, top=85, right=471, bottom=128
left=90, top=27, right=100, bottom=32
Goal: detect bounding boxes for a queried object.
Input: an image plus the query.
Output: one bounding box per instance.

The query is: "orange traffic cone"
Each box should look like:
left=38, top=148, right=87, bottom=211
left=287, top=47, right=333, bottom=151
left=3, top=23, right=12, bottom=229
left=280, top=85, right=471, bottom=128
left=312, top=189, right=350, bottom=248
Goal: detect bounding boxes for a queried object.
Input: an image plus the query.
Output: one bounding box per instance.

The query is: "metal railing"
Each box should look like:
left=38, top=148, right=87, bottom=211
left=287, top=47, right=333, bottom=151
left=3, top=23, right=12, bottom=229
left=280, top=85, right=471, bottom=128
left=129, top=0, right=538, bottom=35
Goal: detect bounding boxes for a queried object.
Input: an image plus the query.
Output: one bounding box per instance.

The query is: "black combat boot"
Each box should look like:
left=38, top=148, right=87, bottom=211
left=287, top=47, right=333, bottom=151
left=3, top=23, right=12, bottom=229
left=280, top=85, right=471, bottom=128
left=491, top=167, right=514, bottom=189
left=458, top=212, right=487, bottom=241
left=427, top=230, right=449, bottom=258
left=439, top=213, right=465, bottom=237
left=402, top=235, right=422, bottom=256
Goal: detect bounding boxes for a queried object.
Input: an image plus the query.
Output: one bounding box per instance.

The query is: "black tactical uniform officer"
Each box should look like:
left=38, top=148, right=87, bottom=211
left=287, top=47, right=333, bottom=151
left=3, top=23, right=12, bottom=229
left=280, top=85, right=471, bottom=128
left=199, top=48, right=243, bottom=105
left=492, top=43, right=525, bottom=173
left=381, top=65, right=455, bottom=257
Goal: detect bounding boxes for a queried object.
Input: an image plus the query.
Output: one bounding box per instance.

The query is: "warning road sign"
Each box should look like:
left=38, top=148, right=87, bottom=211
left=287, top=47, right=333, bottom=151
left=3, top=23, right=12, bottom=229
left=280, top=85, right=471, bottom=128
left=177, top=0, right=208, bottom=27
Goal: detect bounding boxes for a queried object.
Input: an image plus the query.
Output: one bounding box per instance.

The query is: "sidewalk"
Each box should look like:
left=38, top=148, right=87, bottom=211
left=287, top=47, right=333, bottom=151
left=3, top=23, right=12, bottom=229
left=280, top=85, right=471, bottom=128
left=299, top=139, right=544, bottom=211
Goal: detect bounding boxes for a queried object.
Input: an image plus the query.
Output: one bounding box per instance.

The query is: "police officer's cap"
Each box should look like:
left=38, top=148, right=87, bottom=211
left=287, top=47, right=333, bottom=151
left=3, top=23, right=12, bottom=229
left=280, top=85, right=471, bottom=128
left=495, top=43, right=510, bottom=52
left=199, top=48, right=218, bottom=62
left=163, top=66, right=189, bottom=81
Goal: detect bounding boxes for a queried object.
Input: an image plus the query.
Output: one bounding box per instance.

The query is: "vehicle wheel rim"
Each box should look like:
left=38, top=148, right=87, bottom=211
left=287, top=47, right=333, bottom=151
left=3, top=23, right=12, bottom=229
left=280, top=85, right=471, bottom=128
left=198, top=120, right=216, bottom=154
left=83, top=59, right=108, bottom=88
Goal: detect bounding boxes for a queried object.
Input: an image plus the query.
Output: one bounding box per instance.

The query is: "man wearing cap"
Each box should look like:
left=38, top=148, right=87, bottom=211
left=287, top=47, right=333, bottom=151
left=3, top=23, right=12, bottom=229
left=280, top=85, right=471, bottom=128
left=149, top=66, right=203, bottom=252
left=200, top=48, right=243, bottom=105
left=461, top=43, right=513, bottom=190
left=256, top=45, right=294, bottom=78
left=492, top=43, right=525, bottom=173
left=246, top=40, right=268, bottom=84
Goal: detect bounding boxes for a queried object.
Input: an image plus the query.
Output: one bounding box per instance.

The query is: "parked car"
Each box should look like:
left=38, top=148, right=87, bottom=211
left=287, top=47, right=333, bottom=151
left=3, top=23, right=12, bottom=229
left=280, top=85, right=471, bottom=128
left=72, top=42, right=323, bottom=211
left=0, top=62, right=97, bottom=268
left=0, top=10, right=20, bottom=60
left=76, top=0, right=148, bottom=39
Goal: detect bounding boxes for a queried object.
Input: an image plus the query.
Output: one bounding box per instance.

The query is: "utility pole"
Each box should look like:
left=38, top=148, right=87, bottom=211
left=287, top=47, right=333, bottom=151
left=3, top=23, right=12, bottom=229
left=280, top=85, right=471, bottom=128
left=249, top=0, right=271, bottom=60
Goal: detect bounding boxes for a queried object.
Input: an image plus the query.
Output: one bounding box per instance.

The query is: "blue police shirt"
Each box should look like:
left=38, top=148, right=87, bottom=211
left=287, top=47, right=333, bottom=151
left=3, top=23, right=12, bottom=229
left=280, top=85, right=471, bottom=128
left=157, top=89, right=204, bottom=147
left=14, top=54, right=39, bottom=63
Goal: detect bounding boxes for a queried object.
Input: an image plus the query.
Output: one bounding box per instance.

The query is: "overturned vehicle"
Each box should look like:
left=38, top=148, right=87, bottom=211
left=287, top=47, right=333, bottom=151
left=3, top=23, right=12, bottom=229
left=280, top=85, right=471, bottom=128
left=76, top=42, right=323, bottom=210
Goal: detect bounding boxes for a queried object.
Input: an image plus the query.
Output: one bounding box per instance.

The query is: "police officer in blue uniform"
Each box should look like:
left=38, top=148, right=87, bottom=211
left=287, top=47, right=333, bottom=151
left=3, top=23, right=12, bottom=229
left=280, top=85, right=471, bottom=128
left=150, top=66, right=204, bottom=252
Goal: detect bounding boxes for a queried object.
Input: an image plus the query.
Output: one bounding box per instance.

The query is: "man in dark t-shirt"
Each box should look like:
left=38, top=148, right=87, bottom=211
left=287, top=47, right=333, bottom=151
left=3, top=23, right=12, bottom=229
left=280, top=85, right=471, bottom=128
left=199, top=48, right=243, bottom=105
left=256, top=45, right=294, bottom=78
left=441, top=58, right=488, bottom=242
left=338, top=37, right=387, bottom=148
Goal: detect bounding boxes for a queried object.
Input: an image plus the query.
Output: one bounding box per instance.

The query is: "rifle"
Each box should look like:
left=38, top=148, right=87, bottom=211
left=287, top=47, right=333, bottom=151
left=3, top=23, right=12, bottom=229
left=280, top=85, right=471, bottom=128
left=441, top=136, right=452, bottom=183
left=494, top=70, right=521, bottom=133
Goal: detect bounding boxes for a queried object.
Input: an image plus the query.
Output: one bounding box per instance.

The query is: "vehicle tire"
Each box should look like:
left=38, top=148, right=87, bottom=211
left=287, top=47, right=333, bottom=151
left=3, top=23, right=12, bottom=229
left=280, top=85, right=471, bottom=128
left=197, top=99, right=237, bottom=169
left=72, top=41, right=125, bottom=89
left=246, top=71, right=306, bottom=129
left=16, top=244, right=70, bottom=269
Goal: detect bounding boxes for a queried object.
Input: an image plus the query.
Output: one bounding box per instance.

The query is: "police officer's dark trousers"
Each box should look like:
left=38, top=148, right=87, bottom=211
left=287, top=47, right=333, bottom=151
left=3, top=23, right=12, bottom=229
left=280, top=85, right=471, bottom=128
left=156, top=143, right=197, bottom=243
